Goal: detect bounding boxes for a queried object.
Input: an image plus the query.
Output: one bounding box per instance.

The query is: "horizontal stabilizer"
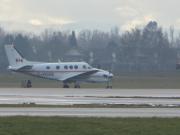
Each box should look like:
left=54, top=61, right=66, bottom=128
left=18, top=65, right=33, bottom=71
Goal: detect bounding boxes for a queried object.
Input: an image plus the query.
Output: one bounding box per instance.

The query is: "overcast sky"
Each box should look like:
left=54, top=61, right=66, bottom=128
left=0, top=0, right=180, bottom=33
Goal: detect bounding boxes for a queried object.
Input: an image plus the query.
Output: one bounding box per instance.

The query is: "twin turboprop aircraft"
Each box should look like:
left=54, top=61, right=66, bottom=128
left=4, top=45, right=113, bottom=88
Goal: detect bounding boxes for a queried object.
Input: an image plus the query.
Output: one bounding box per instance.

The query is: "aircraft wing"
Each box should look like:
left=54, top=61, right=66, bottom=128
left=61, top=69, right=99, bottom=82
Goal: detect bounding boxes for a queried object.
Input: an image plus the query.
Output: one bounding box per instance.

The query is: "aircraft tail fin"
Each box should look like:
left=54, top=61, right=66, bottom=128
left=4, top=45, right=29, bottom=67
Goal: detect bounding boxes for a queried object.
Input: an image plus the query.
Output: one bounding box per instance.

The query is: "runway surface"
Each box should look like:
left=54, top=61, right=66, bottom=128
left=1, top=88, right=180, bottom=98
left=1, top=95, right=180, bottom=106
left=0, top=88, right=180, bottom=117
left=0, top=108, right=180, bottom=117
left=0, top=88, right=180, bottom=106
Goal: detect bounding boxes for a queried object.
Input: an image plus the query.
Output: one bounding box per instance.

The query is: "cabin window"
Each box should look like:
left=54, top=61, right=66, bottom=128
left=46, top=66, right=50, bottom=70
left=74, top=65, right=78, bottom=69
left=83, top=65, right=87, bottom=69
left=56, top=66, right=60, bottom=70
left=64, top=65, right=68, bottom=69
left=69, top=65, right=73, bottom=69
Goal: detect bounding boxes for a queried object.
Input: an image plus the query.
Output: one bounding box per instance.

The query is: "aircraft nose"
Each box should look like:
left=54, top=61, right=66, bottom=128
left=102, top=72, right=114, bottom=79
left=109, top=73, right=114, bottom=78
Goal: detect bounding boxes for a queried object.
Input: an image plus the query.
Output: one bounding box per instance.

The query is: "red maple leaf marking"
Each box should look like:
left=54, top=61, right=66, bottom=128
left=16, top=58, right=23, bottom=63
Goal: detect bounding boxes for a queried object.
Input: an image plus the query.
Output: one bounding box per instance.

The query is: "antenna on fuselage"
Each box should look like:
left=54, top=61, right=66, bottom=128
left=58, top=59, right=61, bottom=63
left=107, top=67, right=113, bottom=89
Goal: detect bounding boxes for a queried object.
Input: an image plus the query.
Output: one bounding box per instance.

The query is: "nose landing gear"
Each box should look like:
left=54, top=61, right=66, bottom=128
left=106, top=77, right=113, bottom=89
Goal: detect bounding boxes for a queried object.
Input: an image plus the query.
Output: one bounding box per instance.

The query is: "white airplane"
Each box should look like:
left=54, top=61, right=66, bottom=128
left=4, top=45, right=113, bottom=88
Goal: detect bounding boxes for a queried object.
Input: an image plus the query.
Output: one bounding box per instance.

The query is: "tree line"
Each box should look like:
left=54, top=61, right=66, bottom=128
left=0, top=21, right=179, bottom=73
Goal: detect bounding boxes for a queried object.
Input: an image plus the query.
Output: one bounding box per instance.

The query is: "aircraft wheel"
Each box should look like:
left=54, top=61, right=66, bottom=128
left=74, top=84, right=80, bottom=88
left=63, top=84, right=70, bottom=88
left=27, top=80, right=32, bottom=88
left=106, top=86, right=112, bottom=89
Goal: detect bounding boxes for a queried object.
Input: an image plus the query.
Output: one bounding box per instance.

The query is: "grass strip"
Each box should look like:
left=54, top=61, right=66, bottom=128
left=0, top=117, right=180, bottom=135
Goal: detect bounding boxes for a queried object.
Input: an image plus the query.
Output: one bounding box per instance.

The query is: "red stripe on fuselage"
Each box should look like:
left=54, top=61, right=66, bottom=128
left=21, top=70, right=95, bottom=73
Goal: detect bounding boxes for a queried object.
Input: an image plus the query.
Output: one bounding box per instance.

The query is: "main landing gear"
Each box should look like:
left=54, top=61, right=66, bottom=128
left=63, top=83, right=70, bottom=88
left=63, top=82, right=81, bottom=88
left=106, top=85, right=112, bottom=89
left=21, top=80, right=32, bottom=88
left=74, top=82, right=80, bottom=88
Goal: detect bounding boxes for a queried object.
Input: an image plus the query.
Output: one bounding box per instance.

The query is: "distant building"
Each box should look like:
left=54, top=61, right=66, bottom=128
left=64, top=48, right=83, bottom=62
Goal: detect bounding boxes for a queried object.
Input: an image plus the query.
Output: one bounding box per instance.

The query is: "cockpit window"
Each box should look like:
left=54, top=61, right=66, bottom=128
left=64, top=65, right=68, bottom=69
left=83, top=65, right=87, bottom=69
